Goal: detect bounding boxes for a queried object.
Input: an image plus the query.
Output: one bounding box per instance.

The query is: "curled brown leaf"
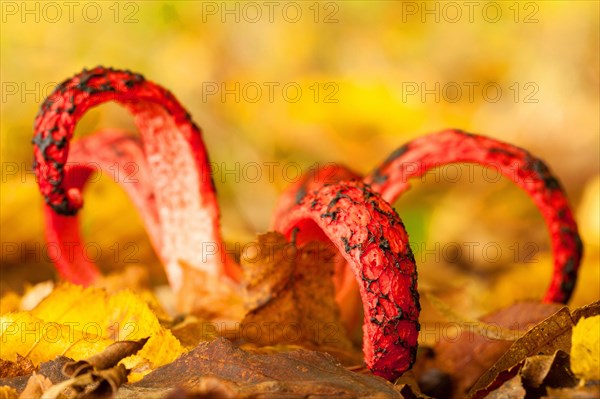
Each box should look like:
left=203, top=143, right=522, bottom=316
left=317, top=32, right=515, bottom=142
left=62, top=338, right=149, bottom=377
left=469, top=307, right=574, bottom=399
left=44, top=364, right=129, bottom=399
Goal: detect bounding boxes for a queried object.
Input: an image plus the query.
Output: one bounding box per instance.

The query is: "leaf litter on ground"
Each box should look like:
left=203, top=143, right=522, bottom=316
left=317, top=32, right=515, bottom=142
left=1, top=239, right=598, bottom=398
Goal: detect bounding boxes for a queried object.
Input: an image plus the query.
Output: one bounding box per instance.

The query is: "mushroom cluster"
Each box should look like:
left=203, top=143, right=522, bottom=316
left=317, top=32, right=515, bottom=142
left=33, top=67, right=582, bottom=381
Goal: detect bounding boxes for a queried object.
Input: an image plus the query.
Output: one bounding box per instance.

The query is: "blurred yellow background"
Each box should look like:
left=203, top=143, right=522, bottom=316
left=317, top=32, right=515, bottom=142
left=1, top=1, right=598, bottom=315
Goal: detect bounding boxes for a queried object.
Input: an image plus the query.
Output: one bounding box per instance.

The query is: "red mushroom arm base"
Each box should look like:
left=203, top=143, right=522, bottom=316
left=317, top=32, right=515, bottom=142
left=33, top=66, right=234, bottom=295
left=277, top=181, right=420, bottom=381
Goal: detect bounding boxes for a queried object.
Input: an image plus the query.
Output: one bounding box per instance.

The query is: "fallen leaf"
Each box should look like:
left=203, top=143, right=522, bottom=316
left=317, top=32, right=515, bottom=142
left=0, top=355, right=35, bottom=378
left=0, top=357, right=71, bottom=394
left=477, top=351, right=580, bottom=399
left=0, top=312, right=112, bottom=365
left=484, top=373, right=526, bottom=399
left=413, top=301, right=563, bottom=398
left=519, top=351, right=577, bottom=390
left=118, top=337, right=403, bottom=398
left=0, top=386, right=18, bottom=399
left=85, top=364, right=130, bottom=397
left=239, top=342, right=365, bottom=368
left=43, top=364, right=129, bottom=399
left=20, top=282, right=54, bottom=311
left=394, top=371, right=432, bottom=399
left=163, top=378, right=238, bottom=398
left=422, top=291, right=525, bottom=341
left=17, top=374, right=52, bottom=399
left=62, top=338, right=149, bottom=377
left=176, top=261, right=245, bottom=322
left=241, top=233, right=352, bottom=351
left=571, top=300, right=600, bottom=323
left=0, top=293, right=20, bottom=315
left=1, top=283, right=183, bottom=381
left=468, top=306, right=574, bottom=399
left=94, top=265, right=172, bottom=322
left=168, top=316, right=219, bottom=350
left=396, top=384, right=432, bottom=399
left=242, top=232, right=296, bottom=309
left=571, top=315, right=600, bottom=380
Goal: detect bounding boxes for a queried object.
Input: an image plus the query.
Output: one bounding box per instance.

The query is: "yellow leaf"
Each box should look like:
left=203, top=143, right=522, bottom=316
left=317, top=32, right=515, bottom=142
left=571, top=315, right=600, bottom=380
left=0, top=386, right=17, bottom=399
left=21, top=281, right=54, bottom=311
left=34, top=284, right=183, bottom=380
left=0, top=292, right=20, bottom=315
left=0, top=312, right=111, bottom=364
left=1, top=283, right=183, bottom=381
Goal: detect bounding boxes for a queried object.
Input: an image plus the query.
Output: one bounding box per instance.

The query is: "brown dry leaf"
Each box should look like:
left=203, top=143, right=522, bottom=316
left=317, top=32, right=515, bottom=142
left=86, top=364, right=130, bottom=397
left=117, top=337, right=404, bottom=398
left=0, top=357, right=71, bottom=393
left=467, top=301, right=600, bottom=398
left=241, top=233, right=352, bottom=351
left=242, top=232, right=295, bottom=309
left=163, top=378, right=238, bottom=399
left=396, top=384, right=433, bottom=399
left=571, top=300, right=600, bottom=323
left=414, top=301, right=563, bottom=398
left=520, top=351, right=577, bottom=390
left=239, top=342, right=365, bottom=368
left=422, top=291, right=526, bottom=340
left=17, top=373, right=52, bottom=399
left=394, top=371, right=432, bottom=399
left=0, top=355, right=35, bottom=378
left=484, top=373, right=526, bottom=399
left=43, top=364, right=129, bottom=399
left=468, top=306, right=574, bottom=399
left=62, top=338, right=149, bottom=377
left=177, top=261, right=245, bottom=321
left=474, top=351, right=579, bottom=399
left=167, top=316, right=220, bottom=350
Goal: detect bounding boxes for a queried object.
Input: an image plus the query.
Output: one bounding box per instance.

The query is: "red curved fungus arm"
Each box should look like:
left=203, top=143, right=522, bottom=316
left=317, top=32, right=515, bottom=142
left=271, top=164, right=364, bottom=329
left=271, top=163, right=361, bottom=227
left=364, top=129, right=583, bottom=303
left=277, top=181, right=420, bottom=381
left=43, top=129, right=162, bottom=285
left=33, top=66, right=232, bottom=293
left=34, top=67, right=582, bottom=382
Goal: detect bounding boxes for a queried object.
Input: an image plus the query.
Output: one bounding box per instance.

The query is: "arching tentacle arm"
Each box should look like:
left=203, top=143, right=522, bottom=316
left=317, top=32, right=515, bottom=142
left=364, top=129, right=583, bottom=303
left=33, top=67, right=230, bottom=293
left=43, top=129, right=162, bottom=284
left=271, top=163, right=361, bottom=228
left=271, top=164, right=364, bottom=330
left=277, top=181, right=420, bottom=381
